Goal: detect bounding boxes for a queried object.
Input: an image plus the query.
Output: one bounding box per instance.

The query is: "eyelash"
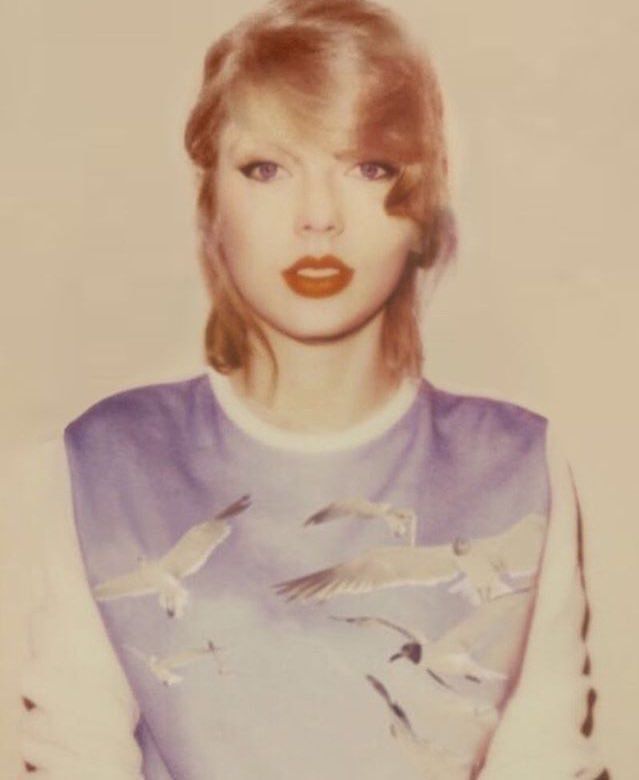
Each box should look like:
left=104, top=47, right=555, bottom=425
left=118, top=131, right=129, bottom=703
left=357, top=161, right=400, bottom=181
left=238, top=160, right=400, bottom=182
left=239, top=161, right=282, bottom=181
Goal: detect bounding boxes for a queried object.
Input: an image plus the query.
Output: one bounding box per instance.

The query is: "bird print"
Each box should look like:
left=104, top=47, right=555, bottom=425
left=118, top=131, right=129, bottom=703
left=304, top=498, right=417, bottom=546
left=331, top=590, right=531, bottom=690
left=274, top=513, right=545, bottom=606
left=333, top=615, right=504, bottom=688
left=93, top=494, right=251, bottom=617
left=125, top=640, right=227, bottom=686
left=366, top=674, right=476, bottom=780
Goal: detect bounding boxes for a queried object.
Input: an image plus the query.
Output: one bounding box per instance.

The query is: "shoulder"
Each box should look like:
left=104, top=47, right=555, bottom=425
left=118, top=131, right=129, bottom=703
left=417, top=383, right=552, bottom=520
left=426, top=382, right=548, bottom=450
left=64, top=374, right=210, bottom=451
left=422, top=383, right=550, bottom=504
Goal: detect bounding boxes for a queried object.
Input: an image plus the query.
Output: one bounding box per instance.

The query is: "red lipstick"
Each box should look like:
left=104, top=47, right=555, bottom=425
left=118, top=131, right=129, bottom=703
left=282, top=255, right=354, bottom=298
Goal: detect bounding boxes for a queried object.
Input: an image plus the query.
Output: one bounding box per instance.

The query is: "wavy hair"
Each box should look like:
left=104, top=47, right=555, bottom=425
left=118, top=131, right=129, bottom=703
left=184, top=0, right=455, bottom=385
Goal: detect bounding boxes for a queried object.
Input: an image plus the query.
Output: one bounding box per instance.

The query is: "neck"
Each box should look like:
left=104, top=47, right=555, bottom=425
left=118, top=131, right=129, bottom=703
left=228, top=313, right=404, bottom=434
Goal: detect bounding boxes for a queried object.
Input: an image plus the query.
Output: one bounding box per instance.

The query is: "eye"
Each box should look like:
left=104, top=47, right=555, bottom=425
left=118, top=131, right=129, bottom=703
left=352, top=161, right=400, bottom=181
left=238, top=160, right=289, bottom=182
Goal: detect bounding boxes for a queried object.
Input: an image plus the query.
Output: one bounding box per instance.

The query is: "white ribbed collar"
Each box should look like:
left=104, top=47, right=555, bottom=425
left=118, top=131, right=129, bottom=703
left=206, top=368, right=421, bottom=454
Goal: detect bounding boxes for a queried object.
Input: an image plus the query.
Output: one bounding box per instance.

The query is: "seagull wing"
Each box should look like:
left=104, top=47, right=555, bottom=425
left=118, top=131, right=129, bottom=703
left=331, top=615, right=421, bottom=644
left=367, top=673, right=394, bottom=707
left=435, top=590, right=533, bottom=657
left=159, top=518, right=231, bottom=578
left=214, top=494, right=252, bottom=520
left=366, top=674, right=416, bottom=735
left=159, top=495, right=250, bottom=578
left=274, top=545, right=459, bottom=603
left=474, top=513, right=546, bottom=576
left=93, top=567, right=158, bottom=601
left=304, top=498, right=386, bottom=526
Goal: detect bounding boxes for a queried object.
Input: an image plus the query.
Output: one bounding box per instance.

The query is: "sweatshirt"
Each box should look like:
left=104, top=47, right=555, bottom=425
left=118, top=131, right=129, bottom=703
left=19, top=370, right=608, bottom=779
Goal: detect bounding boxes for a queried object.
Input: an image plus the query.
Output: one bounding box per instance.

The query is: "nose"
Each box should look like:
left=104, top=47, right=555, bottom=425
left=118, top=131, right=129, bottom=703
left=295, top=170, right=344, bottom=237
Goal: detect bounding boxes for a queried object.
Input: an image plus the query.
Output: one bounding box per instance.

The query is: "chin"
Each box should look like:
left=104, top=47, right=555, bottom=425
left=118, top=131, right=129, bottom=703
left=268, top=307, right=383, bottom=345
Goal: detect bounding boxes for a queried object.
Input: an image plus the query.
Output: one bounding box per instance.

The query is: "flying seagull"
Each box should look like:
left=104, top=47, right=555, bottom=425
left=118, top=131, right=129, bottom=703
left=304, top=498, right=417, bottom=546
left=334, top=615, right=504, bottom=687
left=93, top=494, right=251, bottom=617
left=126, top=640, right=227, bottom=686
left=274, top=513, right=545, bottom=606
left=331, top=590, right=531, bottom=689
left=366, top=675, right=476, bottom=779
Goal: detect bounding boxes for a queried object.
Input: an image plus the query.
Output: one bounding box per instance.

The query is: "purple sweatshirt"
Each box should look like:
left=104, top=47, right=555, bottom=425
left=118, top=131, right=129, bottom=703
left=20, top=371, right=607, bottom=779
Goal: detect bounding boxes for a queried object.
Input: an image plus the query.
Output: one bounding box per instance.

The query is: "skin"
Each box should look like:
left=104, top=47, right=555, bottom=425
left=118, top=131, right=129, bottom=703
left=213, top=90, right=422, bottom=433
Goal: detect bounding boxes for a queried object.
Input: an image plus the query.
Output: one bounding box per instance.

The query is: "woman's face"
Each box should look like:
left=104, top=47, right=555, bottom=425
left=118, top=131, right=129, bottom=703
left=213, top=92, right=421, bottom=343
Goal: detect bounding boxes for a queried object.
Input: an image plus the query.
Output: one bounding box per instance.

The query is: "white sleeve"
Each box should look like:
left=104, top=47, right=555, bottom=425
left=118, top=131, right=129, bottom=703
left=478, top=425, right=608, bottom=779
left=18, top=437, right=143, bottom=779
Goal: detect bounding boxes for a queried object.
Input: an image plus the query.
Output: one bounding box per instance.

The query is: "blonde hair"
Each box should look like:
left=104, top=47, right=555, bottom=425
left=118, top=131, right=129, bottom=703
left=184, top=0, right=454, bottom=384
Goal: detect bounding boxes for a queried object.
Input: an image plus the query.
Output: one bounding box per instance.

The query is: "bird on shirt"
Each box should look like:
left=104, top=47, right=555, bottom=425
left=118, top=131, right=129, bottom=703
left=333, top=615, right=504, bottom=688
left=125, top=640, right=227, bottom=686
left=274, top=513, right=545, bottom=606
left=93, top=494, right=251, bottom=617
left=366, top=674, right=476, bottom=780
left=331, top=589, right=531, bottom=690
left=304, top=498, right=418, bottom=546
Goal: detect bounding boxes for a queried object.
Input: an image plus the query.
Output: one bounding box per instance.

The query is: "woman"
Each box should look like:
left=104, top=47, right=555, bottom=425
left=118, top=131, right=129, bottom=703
left=19, top=0, right=608, bottom=777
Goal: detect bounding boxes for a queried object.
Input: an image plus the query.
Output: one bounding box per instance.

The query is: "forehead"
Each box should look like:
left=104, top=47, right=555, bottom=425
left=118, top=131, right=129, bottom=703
left=220, top=82, right=360, bottom=158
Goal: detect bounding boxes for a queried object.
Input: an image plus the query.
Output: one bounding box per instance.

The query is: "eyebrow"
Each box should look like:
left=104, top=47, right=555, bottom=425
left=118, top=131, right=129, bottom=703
left=233, top=137, right=360, bottom=164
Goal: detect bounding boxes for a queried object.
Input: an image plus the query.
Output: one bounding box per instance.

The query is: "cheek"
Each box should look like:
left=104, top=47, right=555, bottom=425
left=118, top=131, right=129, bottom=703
left=368, top=250, right=410, bottom=305
left=217, top=196, right=287, bottom=271
left=216, top=207, right=254, bottom=273
left=356, top=220, right=417, bottom=279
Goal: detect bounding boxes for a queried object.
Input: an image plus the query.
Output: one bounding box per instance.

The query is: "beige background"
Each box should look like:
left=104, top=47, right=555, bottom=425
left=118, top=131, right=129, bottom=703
left=1, top=0, right=638, bottom=776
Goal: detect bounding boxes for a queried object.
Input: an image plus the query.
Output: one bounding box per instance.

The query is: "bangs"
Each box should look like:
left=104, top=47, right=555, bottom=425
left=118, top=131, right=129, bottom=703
left=224, top=16, right=429, bottom=169
left=354, top=56, right=432, bottom=165
left=225, top=24, right=359, bottom=152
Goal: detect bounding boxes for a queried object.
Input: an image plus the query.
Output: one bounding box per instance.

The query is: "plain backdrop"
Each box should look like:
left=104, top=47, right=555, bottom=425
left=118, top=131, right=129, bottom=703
left=1, top=0, right=638, bottom=776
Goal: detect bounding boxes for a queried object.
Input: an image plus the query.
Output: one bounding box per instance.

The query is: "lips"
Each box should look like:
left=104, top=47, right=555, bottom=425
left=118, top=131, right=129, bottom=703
left=282, top=255, right=354, bottom=298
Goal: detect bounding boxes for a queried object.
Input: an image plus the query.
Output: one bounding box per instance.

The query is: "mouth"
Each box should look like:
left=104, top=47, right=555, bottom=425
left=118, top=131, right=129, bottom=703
left=282, top=255, right=354, bottom=298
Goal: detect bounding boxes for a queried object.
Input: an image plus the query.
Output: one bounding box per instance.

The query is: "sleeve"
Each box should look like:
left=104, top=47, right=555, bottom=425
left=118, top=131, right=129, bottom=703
left=477, top=424, right=609, bottom=779
left=17, top=437, right=144, bottom=779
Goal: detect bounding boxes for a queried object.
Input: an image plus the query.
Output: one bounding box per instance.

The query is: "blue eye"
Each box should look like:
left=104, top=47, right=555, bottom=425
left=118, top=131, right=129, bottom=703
left=356, top=162, right=400, bottom=181
left=239, top=161, right=285, bottom=182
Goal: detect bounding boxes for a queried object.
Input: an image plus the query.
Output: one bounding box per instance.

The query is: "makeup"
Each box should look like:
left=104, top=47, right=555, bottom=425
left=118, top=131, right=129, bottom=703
left=282, top=255, right=354, bottom=298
